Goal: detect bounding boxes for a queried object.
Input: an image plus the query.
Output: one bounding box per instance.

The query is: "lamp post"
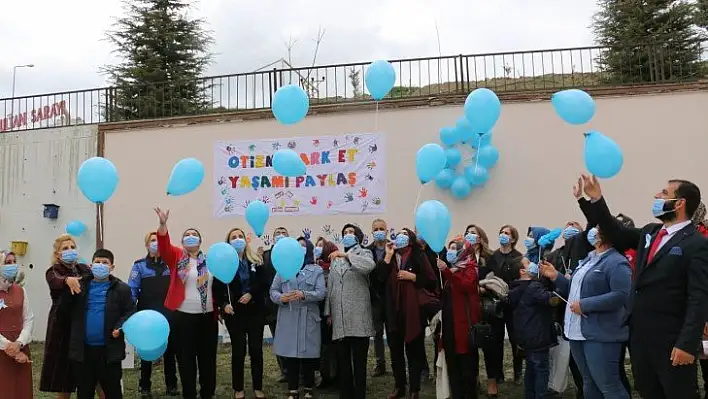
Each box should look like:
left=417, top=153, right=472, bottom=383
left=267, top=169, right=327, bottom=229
left=11, top=64, right=35, bottom=118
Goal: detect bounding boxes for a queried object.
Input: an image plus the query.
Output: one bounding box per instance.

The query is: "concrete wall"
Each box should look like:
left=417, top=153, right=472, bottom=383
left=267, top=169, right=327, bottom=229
left=102, top=90, right=708, bottom=282
left=0, top=125, right=98, bottom=341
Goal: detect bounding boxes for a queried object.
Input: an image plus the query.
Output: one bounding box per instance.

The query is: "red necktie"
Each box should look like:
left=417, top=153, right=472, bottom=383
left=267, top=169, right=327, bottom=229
left=647, top=228, right=668, bottom=263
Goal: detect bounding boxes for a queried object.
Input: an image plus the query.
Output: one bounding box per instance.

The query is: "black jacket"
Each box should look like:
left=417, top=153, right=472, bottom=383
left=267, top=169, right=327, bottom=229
left=587, top=196, right=708, bottom=355
left=508, top=279, right=557, bottom=352
left=213, top=257, right=269, bottom=318
left=261, top=249, right=279, bottom=323
left=63, top=275, right=135, bottom=363
left=490, top=249, right=523, bottom=284
left=365, top=242, right=388, bottom=303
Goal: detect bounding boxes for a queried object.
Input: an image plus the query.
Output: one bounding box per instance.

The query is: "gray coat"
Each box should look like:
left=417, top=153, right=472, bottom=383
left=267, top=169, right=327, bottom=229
left=324, top=245, right=376, bottom=340
left=270, top=264, right=326, bottom=358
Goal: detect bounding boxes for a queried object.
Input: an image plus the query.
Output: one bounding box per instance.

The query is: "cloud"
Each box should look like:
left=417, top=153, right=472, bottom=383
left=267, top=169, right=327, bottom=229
left=0, top=0, right=597, bottom=98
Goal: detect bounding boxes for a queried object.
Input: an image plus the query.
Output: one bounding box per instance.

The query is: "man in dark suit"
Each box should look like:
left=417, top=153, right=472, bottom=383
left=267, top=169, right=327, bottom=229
left=580, top=174, right=708, bottom=399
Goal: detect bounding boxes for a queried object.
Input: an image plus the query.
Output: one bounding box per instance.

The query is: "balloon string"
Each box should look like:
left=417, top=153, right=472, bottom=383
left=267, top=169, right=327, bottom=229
left=227, top=285, right=232, bottom=306
left=474, top=133, right=482, bottom=171
left=374, top=101, right=379, bottom=132
left=98, top=204, right=104, bottom=245
left=413, top=185, right=423, bottom=216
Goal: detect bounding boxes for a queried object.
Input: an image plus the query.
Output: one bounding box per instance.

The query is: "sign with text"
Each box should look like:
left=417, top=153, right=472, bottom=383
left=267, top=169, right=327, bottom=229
left=213, top=133, right=386, bottom=217
left=0, top=100, right=69, bottom=132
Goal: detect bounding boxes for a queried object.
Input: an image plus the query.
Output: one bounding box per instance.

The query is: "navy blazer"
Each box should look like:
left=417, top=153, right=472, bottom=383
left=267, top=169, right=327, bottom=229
left=555, top=248, right=632, bottom=342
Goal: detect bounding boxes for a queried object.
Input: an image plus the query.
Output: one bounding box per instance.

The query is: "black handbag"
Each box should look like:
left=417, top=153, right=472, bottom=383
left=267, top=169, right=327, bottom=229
left=465, top=294, right=494, bottom=349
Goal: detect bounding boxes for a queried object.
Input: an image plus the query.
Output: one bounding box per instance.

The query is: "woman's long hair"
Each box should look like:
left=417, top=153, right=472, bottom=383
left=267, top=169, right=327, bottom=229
left=400, top=228, right=427, bottom=271
left=465, top=224, right=493, bottom=263
left=225, top=227, right=263, bottom=265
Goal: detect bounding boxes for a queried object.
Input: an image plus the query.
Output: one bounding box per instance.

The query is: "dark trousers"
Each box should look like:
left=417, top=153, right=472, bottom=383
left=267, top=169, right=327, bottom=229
left=139, top=330, right=178, bottom=391
left=74, top=346, right=123, bottom=399
left=336, top=337, right=370, bottom=399
left=630, top=337, right=698, bottom=399
left=320, top=321, right=337, bottom=383
left=372, top=302, right=386, bottom=369
left=619, top=343, right=631, bottom=395
left=568, top=352, right=584, bottom=396
left=446, top=350, right=479, bottom=399
left=173, top=311, right=218, bottom=399
left=482, top=317, right=505, bottom=380
left=269, top=321, right=287, bottom=376
left=524, top=349, right=550, bottom=399
left=284, top=357, right=318, bottom=391
left=503, top=310, right=524, bottom=379
left=224, top=311, right=264, bottom=391
left=569, top=341, right=628, bottom=399
left=701, top=358, right=708, bottom=393
left=388, top=330, right=425, bottom=393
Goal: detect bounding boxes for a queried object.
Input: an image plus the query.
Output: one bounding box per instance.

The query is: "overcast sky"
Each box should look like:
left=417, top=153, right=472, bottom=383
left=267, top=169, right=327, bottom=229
left=0, top=0, right=598, bottom=99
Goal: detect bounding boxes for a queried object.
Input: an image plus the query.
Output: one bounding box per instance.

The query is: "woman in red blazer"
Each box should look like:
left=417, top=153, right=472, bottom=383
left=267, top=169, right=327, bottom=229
left=154, top=207, right=218, bottom=399
left=436, top=239, right=482, bottom=399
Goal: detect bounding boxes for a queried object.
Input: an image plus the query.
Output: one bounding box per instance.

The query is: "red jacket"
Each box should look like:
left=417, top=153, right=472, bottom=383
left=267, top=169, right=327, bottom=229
left=441, top=256, right=482, bottom=354
left=157, top=231, right=216, bottom=313
left=624, top=249, right=637, bottom=276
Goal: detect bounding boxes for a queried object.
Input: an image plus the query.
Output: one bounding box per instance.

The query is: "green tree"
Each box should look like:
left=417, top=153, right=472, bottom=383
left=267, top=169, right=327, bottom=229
left=348, top=68, right=361, bottom=98
left=697, top=0, right=708, bottom=30
left=592, top=0, right=703, bottom=83
left=103, top=0, right=213, bottom=121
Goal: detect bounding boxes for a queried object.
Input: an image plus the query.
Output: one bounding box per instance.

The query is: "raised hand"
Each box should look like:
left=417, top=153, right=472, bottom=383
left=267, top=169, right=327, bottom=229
left=573, top=176, right=583, bottom=199
left=581, top=174, right=602, bottom=201
left=154, top=207, right=170, bottom=235
left=302, top=228, right=311, bottom=240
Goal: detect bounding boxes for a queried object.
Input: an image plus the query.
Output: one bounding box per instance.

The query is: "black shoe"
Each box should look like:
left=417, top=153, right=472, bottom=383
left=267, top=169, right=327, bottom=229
left=372, top=365, right=386, bottom=377
left=139, top=389, right=152, bottom=399
left=546, top=391, right=562, bottom=399
left=166, top=387, right=179, bottom=396
left=513, top=371, right=523, bottom=386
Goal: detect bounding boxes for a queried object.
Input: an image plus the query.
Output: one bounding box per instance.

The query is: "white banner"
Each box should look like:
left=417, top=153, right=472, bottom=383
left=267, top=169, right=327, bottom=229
left=213, top=133, right=386, bottom=217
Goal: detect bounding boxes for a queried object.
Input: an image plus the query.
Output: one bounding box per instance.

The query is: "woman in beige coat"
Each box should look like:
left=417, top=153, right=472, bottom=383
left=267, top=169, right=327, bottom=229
left=324, top=223, right=376, bottom=399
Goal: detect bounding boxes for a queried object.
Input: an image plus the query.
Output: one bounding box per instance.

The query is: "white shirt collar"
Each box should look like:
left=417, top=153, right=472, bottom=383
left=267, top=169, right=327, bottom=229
left=664, top=220, right=692, bottom=235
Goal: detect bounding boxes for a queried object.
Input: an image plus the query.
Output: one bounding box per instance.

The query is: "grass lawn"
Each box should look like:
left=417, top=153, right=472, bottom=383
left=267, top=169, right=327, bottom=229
left=29, top=340, right=651, bottom=398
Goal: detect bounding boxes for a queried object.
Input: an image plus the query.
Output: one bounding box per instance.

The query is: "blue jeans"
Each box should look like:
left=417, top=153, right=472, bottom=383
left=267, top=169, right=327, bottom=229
left=524, top=349, right=550, bottom=399
left=569, top=340, right=629, bottom=399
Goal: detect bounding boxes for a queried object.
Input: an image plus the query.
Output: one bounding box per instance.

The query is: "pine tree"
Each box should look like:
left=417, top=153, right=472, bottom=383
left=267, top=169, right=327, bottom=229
left=103, top=0, right=213, bottom=121
left=592, top=0, right=702, bottom=83
left=697, top=0, right=708, bottom=30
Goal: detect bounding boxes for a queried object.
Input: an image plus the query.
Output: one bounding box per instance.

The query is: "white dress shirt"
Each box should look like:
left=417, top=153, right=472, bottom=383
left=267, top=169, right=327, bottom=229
left=0, top=286, right=35, bottom=349
left=653, top=220, right=692, bottom=252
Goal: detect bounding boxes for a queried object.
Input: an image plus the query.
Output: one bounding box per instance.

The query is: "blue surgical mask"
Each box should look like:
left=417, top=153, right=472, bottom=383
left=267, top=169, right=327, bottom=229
left=61, top=249, right=79, bottom=263
left=562, top=227, right=580, bottom=240
left=274, top=234, right=285, bottom=243
left=230, top=238, right=247, bottom=252
left=465, top=233, right=478, bottom=245
left=527, top=262, right=539, bottom=279
left=446, top=250, right=457, bottom=263
left=183, top=235, right=200, bottom=247
left=587, top=227, right=599, bottom=247
left=499, top=234, right=511, bottom=246
left=394, top=234, right=409, bottom=249
left=652, top=198, right=678, bottom=218
left=373, top=230, right=386, bottom=242
left=92, top=263, right=110, bottom=280
left=1, top=265, right=18, bottom=281
left=523, top=238, right=536, bottom=249
left=149, top=242, right=158, bottom=254
left=342, top=234, right=357, bottom=248
left=314, top=247, right=323, bottom=259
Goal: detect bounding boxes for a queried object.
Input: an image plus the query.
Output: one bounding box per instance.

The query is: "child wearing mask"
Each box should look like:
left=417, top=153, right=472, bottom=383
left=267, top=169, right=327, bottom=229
left=508, top=258, right=557, bottom=399
left=64, top=249, right=135, bottom=399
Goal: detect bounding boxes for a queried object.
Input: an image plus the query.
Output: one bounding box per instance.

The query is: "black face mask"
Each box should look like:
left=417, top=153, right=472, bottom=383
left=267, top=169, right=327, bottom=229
left=656, top=200, right=678, bottom=222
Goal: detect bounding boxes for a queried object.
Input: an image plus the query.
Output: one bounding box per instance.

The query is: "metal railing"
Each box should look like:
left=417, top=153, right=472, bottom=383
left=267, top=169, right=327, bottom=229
left=0, top=41, right=705, bottom=132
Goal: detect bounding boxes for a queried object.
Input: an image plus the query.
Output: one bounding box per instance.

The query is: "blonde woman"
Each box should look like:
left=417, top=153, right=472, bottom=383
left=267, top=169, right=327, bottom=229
left=212, top=227, right=267, bottom=398
left=40, top=234, right=91, bottom=398
left=0, top=253, right=34, bottom=398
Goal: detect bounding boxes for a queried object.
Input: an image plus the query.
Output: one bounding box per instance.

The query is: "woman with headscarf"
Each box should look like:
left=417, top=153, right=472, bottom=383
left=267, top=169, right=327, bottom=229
left=524, top=226, right=555, bottom=264
left=325, top=224, right=376, bottom=399
left=0, top=254, right=34, bottom=399
left=213, top=228, right=267, bottom=399
left=314, top=237, right=339, bottom=389
left=270, top=238, right=326, bottom=399
left=154, top=207, right=218, bottom=399
left=377, top=228, right=438, bottom=399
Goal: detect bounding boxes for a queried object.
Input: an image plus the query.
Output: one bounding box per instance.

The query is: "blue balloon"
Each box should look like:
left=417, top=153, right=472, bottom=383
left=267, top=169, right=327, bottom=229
left=245, top=200, right=269, bottom=237
left=440, top=127, right=460, bottom=146
left=552, top=89, right=596, bottom=125
left=469, top=131, right=493, bottom=149
left=475, top=145, right=500, bottom=168
left=463, top=88, right=501, bottom=133
left=365, top=60, right=396, bottom=100
left=273, top=149, right=306, bottom=177
left=584, top=131, right=623, bottom=178
left=450, top=176, right=472, bottom=199
left=137, top=340, right=168, bottom=361
left=167, top=158, right=204, bottom=196
left=77, top=157, right=119, bottom=203
left=65, top=220, right=87, bottom=236
left=415, top=143, right=446, bottom=184
left=456, top=117, right=475, bottom=143
left=415, top=200, right=451, bottom=252
left=435, top=169, right=455, bottom=189
left=272, top=85, right=309, bottom=125
left=271, top=237, right=305, bottom=280
left=539, top=228, right=563, bottom=247
left=123, top=310, right=170, bottom=352
left=444, top=147, right=462, bottom=169
left=206, top=242, right=239, bottom=284
left=465, top=165, right=490, bottom=186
